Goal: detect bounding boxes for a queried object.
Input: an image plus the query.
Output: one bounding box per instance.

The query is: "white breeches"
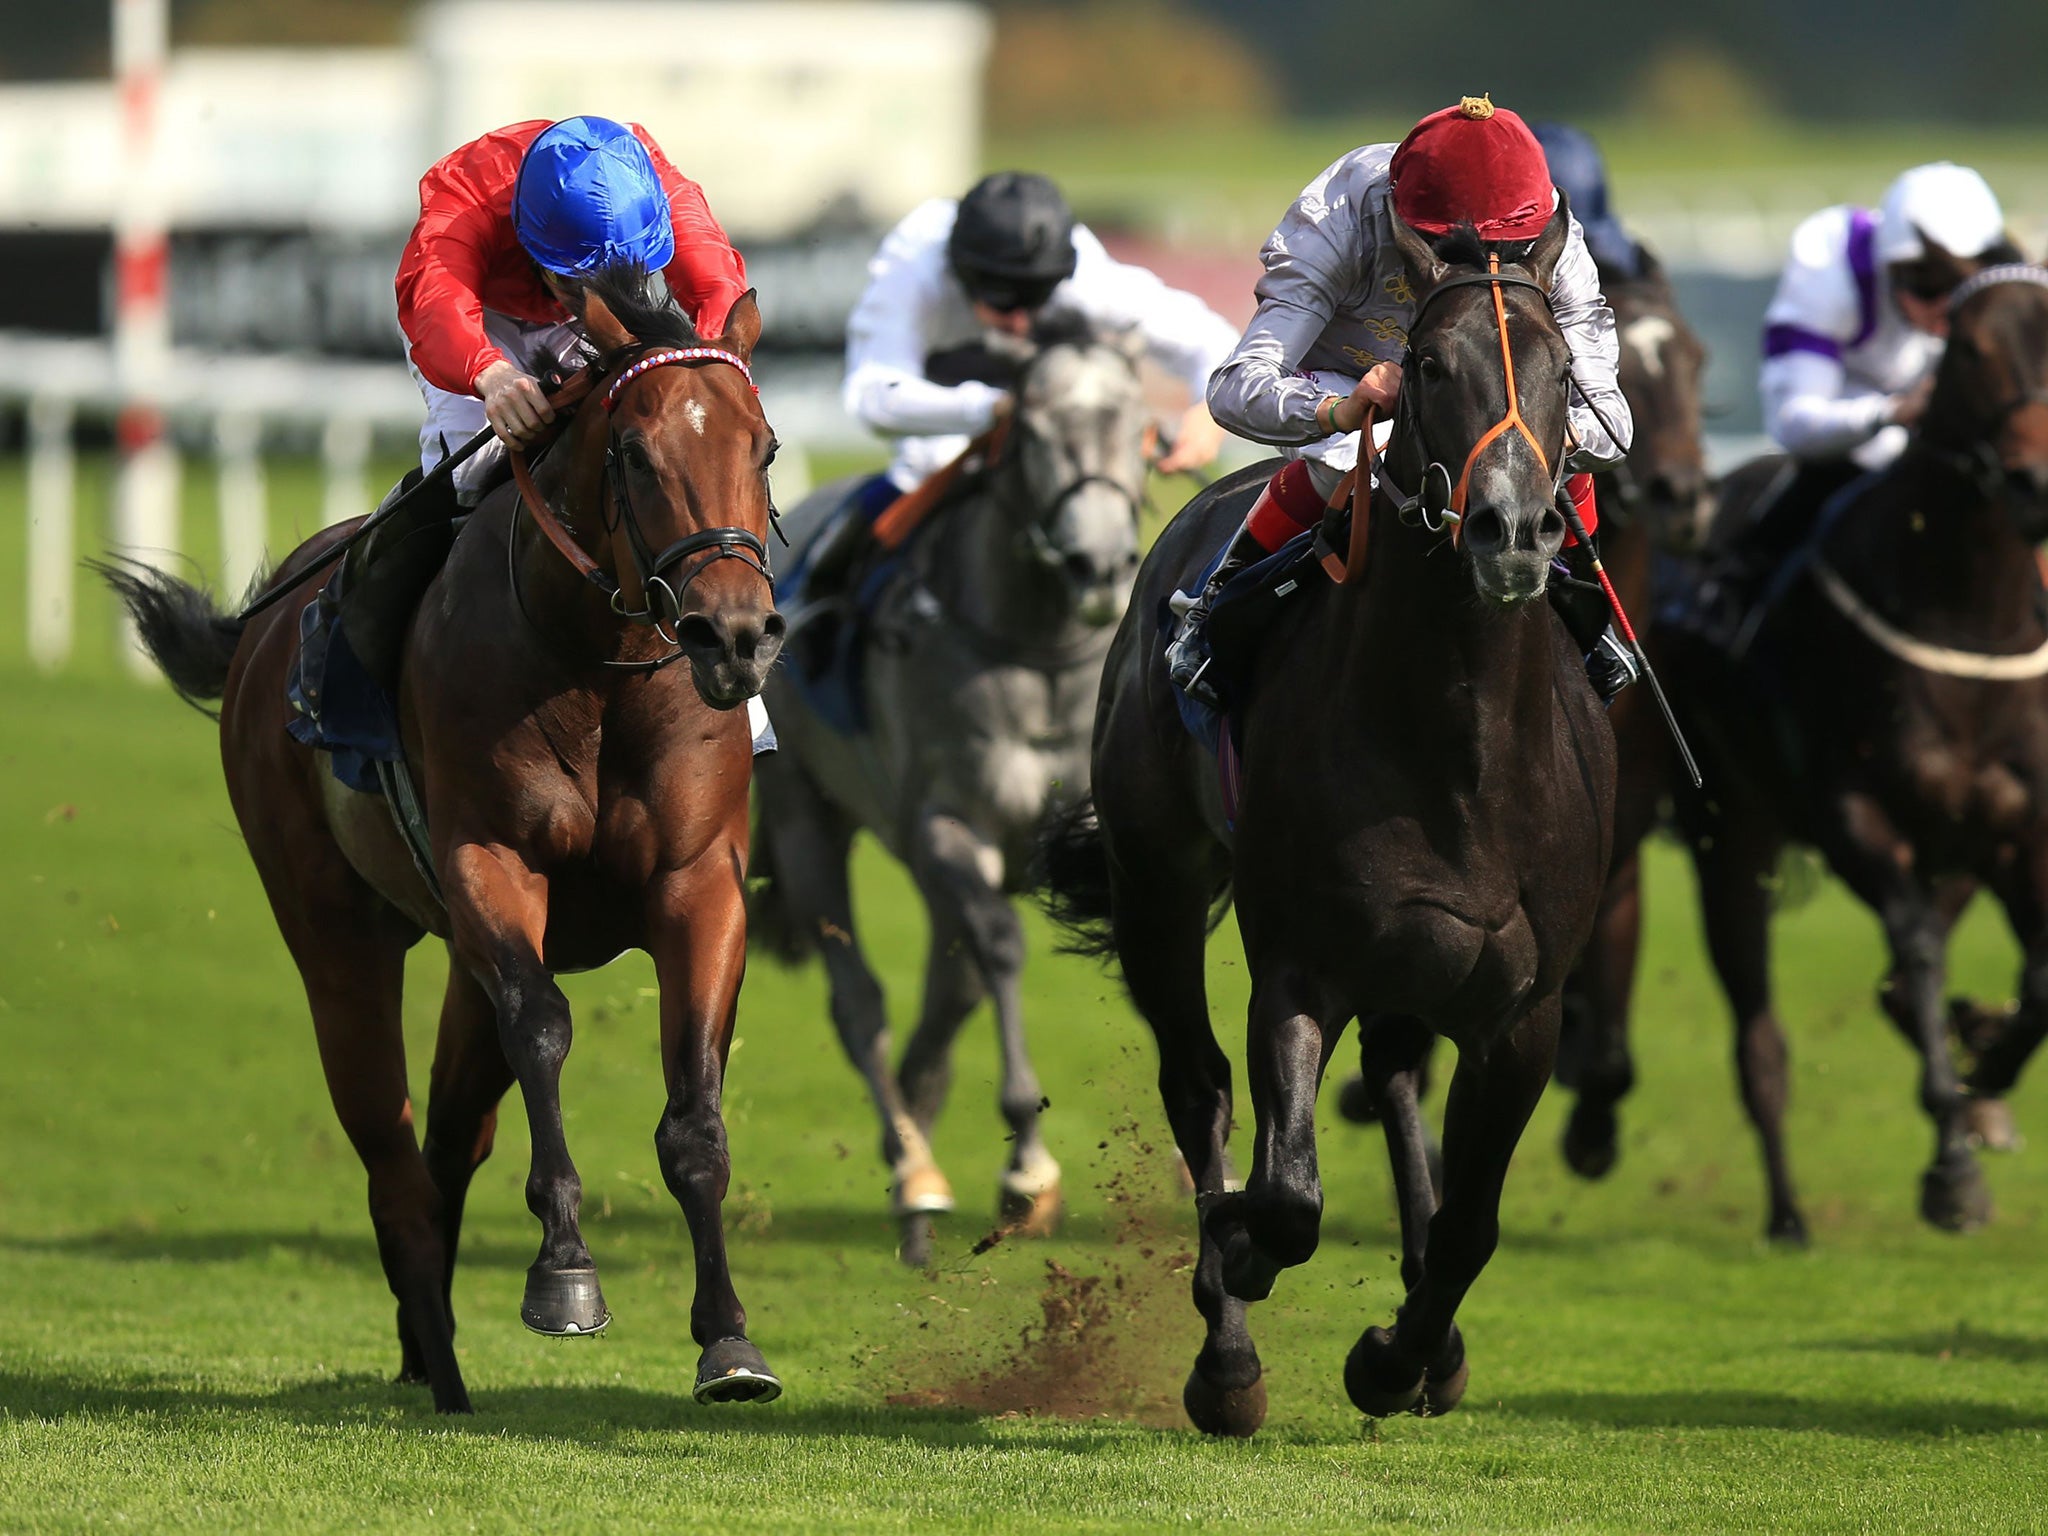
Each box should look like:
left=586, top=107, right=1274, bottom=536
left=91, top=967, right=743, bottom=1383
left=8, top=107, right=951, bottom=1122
left=408, top=311, right=587, bottom=504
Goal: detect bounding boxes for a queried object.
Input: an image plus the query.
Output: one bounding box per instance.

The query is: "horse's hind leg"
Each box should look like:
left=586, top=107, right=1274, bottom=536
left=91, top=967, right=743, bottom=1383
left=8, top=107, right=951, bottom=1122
left=421, top=957, right=515, bottom=1329
left=1690, top=803, right=1807, bottom=1242
left=894, top=918, right=990, bottom=1254
left=444, top=846, right=608, bottom=1336
left=755, top=758, right=946, bottom=1256
left=1821, top=793, right=1988, bottom=1232
left=1345, top=996, right=1557, bottom=1420
left=1968, top=849, right=2048, bottom=1144
left=270, top=894, right=463, bottom=1409
left=907, top=812, right=1059, bottom=1235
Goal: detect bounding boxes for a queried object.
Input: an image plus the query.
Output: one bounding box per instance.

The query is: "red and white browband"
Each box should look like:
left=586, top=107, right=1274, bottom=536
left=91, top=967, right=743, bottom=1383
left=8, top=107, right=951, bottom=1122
left=603, top=347, right=756, bottom=411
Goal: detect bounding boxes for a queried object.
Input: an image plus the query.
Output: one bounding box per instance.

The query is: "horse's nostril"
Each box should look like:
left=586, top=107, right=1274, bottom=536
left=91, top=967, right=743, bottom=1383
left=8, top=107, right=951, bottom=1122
left=1536, top=509, right=1566, bottom=545
left=761, top=611, right=788, bottom=643
left=1062, top=552, right=1100, bottom=586
left=677, top=613, right=723, bottom=654
left=1463, top=507, right=1506, bottom=553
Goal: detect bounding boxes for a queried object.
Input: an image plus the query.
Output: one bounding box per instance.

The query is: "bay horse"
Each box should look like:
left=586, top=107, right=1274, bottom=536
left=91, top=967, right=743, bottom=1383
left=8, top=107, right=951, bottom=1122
left=751, top=322, right=1148, bottom=1264
left=98, top=269, right=786, bottom=1412
left=1629, top=264, right=2048, bottom=1240
left=1040, top=206, right=1616, bottom=1434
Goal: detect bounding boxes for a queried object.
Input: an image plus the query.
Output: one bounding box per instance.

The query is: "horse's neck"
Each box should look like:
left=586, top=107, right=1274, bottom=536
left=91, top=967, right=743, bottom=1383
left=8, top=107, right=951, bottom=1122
left=513, top=442, right=670, bottom=677
left=1847, top=464, right=2042, bottom=635
left=1320, top=500, right=1560, bottom=777
left=931, top=475, right=1078, bottom=644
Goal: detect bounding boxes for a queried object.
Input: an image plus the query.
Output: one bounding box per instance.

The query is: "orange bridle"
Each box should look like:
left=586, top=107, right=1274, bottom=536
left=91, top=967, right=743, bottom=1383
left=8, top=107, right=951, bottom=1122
left=1446, top=254, right=1554, bottom=516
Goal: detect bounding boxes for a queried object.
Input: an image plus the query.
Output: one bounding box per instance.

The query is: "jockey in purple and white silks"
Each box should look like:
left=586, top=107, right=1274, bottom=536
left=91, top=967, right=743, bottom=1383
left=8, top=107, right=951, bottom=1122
left=1762, top=162, right=2013, bottom=473
left=1709, top=162, right=2024, bottom=625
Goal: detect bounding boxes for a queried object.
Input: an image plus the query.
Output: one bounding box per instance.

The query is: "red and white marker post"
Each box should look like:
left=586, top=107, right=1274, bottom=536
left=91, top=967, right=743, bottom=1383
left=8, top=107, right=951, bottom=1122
left=112, top=0, right=178, bottom=675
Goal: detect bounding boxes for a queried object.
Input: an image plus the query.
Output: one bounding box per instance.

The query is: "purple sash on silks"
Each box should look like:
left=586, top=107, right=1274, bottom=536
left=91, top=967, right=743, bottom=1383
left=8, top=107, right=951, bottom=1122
left=1762, top=207, right=1881, bottom=363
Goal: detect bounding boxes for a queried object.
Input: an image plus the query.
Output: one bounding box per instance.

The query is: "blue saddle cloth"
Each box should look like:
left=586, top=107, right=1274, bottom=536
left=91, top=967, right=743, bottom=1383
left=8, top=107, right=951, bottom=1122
left=286, top=571, right=403, bottom=795
left=775, top=474, right=911, bottom=736
left=1162, top=527, right=1322, bottom=755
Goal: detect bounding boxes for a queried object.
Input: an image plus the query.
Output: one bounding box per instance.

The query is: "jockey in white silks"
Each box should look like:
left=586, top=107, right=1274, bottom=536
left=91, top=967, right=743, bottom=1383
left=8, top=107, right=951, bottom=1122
left=800, top=172, right=1239, bottom=594
left=1720, top=161, right=2021, bottom=603
left=1174, top=96, right=1639, bottom=704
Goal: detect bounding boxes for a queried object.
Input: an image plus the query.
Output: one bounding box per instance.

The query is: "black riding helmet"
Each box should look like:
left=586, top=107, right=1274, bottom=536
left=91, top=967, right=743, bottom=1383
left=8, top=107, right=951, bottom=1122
left=948, top=171, right=1078, bottom=312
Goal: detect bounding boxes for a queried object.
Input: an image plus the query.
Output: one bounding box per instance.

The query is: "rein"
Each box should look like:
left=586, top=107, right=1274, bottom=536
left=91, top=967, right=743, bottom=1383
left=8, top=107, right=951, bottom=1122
left=1809, top=558, right=2048, bottom=680
left=507, top=346, right=773, bottom=669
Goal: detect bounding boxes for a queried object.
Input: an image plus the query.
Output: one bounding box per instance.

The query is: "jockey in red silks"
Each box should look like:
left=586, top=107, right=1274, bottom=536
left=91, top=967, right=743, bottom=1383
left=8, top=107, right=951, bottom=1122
left=1169, top=97, right=1641, bottom=703
left=395, top=114, right=749, bottom=504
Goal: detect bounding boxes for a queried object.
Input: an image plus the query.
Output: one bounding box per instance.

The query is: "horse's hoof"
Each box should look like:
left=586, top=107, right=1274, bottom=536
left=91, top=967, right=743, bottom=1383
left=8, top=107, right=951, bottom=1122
left=1335, top=1074, right=1379, bottom=1125
left=1345, top=1326, right=1423, bottom=1417
left=520, top=1266, right=610, bottom=1336
left=898, top=1211, right=937, bottom=1269
left=431, top=1379, right=474, bottom=1415
left=893, top=1161, right=955, bottom=1218
left=1766, top=1208, right=1811, bottom=1247
left=998, top=1180, right=1063, bottom=1237
left=1183, top=1364, right=1267, bottom=1438
left=694, top=1338, right=783, bottom=1405
left=1561, top=1105, right=1619, bottom=1181
left=1414, top=1326, right=1467, bottom=1417
left=1920, top=1160, right=1993, bottom=1233
left=1965, top=1097, right=2024, bottom=1153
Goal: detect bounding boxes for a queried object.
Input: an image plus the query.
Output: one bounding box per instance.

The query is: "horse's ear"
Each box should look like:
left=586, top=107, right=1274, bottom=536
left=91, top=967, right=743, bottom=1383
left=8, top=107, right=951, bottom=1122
left=580, top=284, right=635, bottom=354
left=718, top=289, right=763, bottom=362
left=1387, top=199, right=1447, bottom=292
left=1524, top=192, right=1572, bottom=289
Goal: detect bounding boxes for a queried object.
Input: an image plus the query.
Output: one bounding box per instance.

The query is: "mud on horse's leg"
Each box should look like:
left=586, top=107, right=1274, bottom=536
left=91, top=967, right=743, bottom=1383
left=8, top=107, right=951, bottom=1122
left=649, top=859, right=781, bottom=1404
left=446, top=846, right=609, bottom=1337
left=1346, top=997, right=1557, bottom=1420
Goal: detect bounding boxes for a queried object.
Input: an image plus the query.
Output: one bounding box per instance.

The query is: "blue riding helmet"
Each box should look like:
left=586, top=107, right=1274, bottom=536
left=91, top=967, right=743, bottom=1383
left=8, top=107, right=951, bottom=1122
left=1530, top=121, right=1642, bottom=279
left=513, top=116, right=676, bottom=277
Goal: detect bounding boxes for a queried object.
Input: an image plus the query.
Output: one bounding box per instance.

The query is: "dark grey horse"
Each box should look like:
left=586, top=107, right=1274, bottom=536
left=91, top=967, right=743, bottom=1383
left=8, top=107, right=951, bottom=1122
left=751, top=326, right=1152, bottom=1262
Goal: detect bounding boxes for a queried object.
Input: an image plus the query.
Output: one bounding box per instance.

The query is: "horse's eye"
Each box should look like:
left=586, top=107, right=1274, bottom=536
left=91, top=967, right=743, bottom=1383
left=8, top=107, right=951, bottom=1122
left=764, top=438, right=780, bottom=471
left=1416, top=354, right=1444, bottom=380
left=620, top=440, right=651, bottom=473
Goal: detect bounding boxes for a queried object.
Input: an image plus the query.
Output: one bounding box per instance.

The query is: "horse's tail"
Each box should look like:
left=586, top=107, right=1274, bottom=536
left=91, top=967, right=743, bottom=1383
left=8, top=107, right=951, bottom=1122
left=1034, top=795, right=1119, bottom=958
left=745, top=809, right=817, bottom=966
left=90, top=557, right=250, bottom=718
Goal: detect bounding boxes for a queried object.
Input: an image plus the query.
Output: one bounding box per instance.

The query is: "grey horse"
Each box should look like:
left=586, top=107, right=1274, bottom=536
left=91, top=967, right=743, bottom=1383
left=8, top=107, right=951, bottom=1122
left=752, top=324, right=1153, bottom=1262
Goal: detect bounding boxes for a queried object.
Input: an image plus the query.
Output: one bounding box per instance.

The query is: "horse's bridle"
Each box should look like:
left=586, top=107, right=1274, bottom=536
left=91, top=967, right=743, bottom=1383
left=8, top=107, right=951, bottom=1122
left=1917, top=264, right=2048, bottom=502
left=984, top=353, right=1148, bottom=567
left=509, top=346, right=775, bottom=667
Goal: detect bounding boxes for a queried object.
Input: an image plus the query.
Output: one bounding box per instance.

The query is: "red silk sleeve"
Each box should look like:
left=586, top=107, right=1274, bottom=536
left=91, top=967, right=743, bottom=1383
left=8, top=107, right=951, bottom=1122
left=395, top=187, right=508, bottom=397
left=640, top=133, right=750, bottom=337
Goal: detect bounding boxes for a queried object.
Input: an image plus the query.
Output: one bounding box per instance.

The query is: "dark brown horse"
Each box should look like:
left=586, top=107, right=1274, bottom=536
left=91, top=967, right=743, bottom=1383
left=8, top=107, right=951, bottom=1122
left=1040, top=207, right=1616, bottom=1434
left=99, top=270, right=786, bottom=1412
left=1617, top=265, right=2048, bottom=1239
left=1550, top=254, right=1713, bottom=1176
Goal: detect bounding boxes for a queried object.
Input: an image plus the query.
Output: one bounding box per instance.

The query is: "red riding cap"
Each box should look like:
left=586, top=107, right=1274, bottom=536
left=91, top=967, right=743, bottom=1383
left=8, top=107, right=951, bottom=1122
left=1391, top=95, right=1555, bottom=242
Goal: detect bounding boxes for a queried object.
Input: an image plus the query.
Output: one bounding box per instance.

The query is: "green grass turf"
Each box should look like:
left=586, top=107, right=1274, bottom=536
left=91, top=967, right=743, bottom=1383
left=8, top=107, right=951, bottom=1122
left=3, top=454, right=2047, bottom=1532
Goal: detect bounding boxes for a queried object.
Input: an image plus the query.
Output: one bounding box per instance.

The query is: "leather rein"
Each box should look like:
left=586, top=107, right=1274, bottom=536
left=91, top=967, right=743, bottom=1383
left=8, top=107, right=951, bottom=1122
left=507, top=346, right=774, bottom=671
left=1324, top=255, right=1565, bottom=583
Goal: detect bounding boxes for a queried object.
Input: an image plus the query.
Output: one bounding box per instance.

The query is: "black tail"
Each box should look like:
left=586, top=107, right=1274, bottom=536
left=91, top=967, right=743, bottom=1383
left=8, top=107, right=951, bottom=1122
left=1034, top=795, right=1119, bottom=957
left=745, top=808, right=816, bottom=966
left=90, top=557, right=250, bottom=718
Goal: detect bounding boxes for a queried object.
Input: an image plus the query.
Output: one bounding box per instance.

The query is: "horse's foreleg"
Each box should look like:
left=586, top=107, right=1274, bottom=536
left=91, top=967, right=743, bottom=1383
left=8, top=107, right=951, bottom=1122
left=1345, top=996, right=1556, bottom=1420
left=420, top=955, right=515, bottom=1332
left=1108, top=831, right=1263, bottom=1437
left=1824, top=793, right=1988, bottom=1232
left=1690, top=804, right=1806, bottom=1242
left=647, top=855, right=781, bottom=1404
left=909, top=813, right=1058, bottom=1232
left=1560, top=848, right=1642, bottom=1180
left=1223, top=968, right=1343, bottom=1301
left=445, top=845, right=607, bottom=1337
left=1971, top=847, right=2048, bottom=1128
left=1357, top=1015, right=1438, bottom=1294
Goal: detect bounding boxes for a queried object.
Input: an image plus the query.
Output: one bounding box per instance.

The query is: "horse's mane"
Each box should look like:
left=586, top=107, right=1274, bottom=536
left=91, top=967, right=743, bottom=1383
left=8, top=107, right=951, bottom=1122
left=570, top=261, right=704, bottom=368
left=1429, top=222, right=1543, bottom=272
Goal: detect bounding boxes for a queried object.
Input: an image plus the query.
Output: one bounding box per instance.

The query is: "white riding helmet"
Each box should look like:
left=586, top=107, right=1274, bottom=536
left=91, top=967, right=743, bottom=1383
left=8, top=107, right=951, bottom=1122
left=1875, top=162, right=2006, bottom=264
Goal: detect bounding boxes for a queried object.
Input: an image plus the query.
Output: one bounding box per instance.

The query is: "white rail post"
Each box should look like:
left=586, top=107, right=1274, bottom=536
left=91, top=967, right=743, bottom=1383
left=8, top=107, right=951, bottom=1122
left=321, top=416, right=372, bottom=527
left=26, top=394, right=77, bottom=671
left=112, top=0, right=178, bottom=678
left=215, top=410, right=267, bottom=598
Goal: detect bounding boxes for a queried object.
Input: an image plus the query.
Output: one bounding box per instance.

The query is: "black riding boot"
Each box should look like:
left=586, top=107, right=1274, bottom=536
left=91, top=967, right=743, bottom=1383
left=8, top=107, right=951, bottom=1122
left=1165, top=519, right=1267, bottom=707
left=337, top=465, right=463, bottom=689
left=1547, top=545, right=1639, bottom=705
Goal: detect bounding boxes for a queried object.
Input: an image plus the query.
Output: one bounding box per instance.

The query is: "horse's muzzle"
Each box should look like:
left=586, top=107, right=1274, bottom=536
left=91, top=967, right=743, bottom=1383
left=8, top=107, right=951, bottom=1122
left=677, top=604, right=786, bottom=708
left=1462, top=501, right=1565, bottom=604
